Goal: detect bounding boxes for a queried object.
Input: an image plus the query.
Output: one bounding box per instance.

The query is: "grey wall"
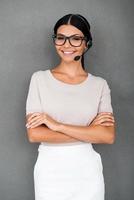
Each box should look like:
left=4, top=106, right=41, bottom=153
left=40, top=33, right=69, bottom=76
left=0, top=0, right=133, bottom=199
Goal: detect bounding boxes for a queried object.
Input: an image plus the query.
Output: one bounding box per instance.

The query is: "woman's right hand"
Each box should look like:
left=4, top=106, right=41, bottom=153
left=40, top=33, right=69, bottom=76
left=90, top=112, right=115, bottom=126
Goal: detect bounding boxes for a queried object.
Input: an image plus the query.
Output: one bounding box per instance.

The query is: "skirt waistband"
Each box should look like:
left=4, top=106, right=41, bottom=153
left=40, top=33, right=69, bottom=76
left=40, top=141, right=91, bottom=146
left=38, top=142, right=94, bottom=152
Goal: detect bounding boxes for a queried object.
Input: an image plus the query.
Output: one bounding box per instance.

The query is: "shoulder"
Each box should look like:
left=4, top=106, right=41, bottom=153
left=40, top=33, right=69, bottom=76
left=31, top=69, right=48, bottom=81
left=89, top=73, right=112, bottom=93
left=90, top=73, right=112, bottom=95
left=90, top=73, right=108, bottom=86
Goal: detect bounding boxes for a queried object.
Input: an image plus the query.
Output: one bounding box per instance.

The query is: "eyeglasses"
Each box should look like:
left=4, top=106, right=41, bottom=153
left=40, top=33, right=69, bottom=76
left=52, top=34, right=87, bottom=47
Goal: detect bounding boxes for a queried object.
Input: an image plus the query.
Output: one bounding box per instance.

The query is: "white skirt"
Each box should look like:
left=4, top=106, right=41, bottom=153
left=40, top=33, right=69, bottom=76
left=34, top=142, right=105, bottom=200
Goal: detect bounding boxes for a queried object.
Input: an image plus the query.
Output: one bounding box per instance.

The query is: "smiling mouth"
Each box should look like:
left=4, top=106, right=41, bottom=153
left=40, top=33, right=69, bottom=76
left=62, top=51, right=76, bottom=55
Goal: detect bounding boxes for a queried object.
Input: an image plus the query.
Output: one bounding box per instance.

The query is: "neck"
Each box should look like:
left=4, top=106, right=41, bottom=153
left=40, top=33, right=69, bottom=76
left=55, top=60, right=85, bottom=77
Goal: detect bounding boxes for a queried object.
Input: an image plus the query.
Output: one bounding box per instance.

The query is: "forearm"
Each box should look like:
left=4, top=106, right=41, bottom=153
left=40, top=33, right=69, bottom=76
left=58, top=123, right=115, bottom=144
left=27, top=125, right=82, bottom=143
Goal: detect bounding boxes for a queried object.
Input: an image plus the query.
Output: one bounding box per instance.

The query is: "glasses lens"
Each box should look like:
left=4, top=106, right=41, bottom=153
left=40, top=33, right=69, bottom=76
left=53, top=35, right=65, bottom=45
left=70, top=36, right=83, bottom=47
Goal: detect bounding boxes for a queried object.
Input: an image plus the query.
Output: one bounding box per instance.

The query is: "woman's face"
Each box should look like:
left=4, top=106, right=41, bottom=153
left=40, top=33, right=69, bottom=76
left=54, top=24, right=87, bottom=63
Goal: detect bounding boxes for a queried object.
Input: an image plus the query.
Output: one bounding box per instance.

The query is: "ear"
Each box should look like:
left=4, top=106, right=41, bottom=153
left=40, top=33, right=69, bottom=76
left=84, top=41, right=89, bottom=50
left=84, top=44, right=89, bottom=52
left=87, top=40, right=92, bottom=49
left=87, top=41, right=90, bottom=46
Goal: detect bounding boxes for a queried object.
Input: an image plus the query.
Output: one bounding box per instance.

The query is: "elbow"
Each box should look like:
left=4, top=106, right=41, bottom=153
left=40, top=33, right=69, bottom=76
left=108, top=135, right=115, bottom=144
left=107, top=131, right=116, bottom=144
left=29, top=137, right=36, bottom=143
left=26, top=128, right=36, bottom=143
left=105, top=125, right=116, bottom=144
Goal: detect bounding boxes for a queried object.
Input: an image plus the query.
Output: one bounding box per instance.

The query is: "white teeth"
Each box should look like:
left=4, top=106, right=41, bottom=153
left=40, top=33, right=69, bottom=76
left=63, top=51, right=74, bottom=54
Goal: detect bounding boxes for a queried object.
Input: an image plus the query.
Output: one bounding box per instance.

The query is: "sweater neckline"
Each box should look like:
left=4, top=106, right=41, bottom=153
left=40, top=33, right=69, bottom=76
left=47, top=69, right=91, bottom=87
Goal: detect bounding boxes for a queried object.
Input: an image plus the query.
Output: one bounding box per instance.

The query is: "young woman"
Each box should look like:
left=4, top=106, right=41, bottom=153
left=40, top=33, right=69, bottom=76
left=26, top=14, right=115, bottom=200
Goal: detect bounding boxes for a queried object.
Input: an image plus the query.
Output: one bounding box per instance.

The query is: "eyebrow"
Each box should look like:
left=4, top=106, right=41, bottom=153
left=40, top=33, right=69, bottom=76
left=56, top=33, right=84, bottom=37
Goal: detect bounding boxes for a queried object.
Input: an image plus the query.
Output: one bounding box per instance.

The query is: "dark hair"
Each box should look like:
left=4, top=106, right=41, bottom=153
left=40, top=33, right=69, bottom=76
left=53, top=14, right=93, bottom=69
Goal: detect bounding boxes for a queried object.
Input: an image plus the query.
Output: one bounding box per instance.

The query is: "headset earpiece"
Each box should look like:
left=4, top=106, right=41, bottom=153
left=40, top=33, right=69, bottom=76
left=87, top=40, right=92, bottom=49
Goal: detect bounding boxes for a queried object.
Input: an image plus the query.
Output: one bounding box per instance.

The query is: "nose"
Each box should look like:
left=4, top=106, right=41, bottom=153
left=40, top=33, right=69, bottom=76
left=64, top=38, right=71, bottom=47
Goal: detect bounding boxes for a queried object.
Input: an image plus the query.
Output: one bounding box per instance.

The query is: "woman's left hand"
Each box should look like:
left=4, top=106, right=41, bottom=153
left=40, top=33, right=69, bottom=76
left=26, top=112, right=60, bottom=131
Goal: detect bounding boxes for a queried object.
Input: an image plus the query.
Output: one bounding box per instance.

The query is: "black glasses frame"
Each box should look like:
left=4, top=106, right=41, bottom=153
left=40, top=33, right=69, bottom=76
left=52, top=34, right=87, bottom=47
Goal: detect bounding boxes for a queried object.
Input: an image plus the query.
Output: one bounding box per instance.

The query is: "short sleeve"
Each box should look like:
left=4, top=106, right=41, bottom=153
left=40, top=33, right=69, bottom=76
left=26, top=72, right=42, bottom=115
left=98, top=80, right=113, bottom=114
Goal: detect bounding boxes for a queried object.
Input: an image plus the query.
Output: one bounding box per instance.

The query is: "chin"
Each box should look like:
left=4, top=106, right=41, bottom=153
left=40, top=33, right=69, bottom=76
left=61, top=57, right=76, bottom=63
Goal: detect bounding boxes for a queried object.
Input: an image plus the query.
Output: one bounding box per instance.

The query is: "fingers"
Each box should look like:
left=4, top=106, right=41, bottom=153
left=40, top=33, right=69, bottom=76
left=27, top=115, right=41, bottom=124
left=28, top=119, right=43, bottom=128
left=98, top=122, right=114, bottom=126
left=91, top=121, right=114, bottom=126
left=100, top=122, right=114, bottom=126
left=96, top=112, right=114, bottom=120
left=91, top=112, right=115, bottom=126
left=26, top=118, right=42, bottom=128
left=27, top=112, right=41, bottom=122
left=94, top=117, right=115, bottom=124
left=26, top=112, right=45, bottom=128
left=97, top=112, right=114, bottom=118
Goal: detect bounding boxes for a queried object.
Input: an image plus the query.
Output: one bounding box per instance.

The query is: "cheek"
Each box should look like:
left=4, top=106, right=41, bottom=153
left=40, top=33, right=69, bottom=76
left=78, top=46, right=86, bottom=54
left=55, top=46, right=62, bottom=54
left=77, top=41, right=86, bottom=53
left=82, top=42, right=87, bottom=50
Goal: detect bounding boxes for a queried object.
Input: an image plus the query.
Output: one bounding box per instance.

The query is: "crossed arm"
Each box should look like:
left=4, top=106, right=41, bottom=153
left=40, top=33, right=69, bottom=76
left=26, top=112, right=116, bottom=144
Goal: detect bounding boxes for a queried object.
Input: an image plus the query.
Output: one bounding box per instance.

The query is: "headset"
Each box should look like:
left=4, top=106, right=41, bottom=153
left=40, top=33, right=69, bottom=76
left=70, top=14, right=92, bottom=61
left=74, top=14, right=92, bottom=49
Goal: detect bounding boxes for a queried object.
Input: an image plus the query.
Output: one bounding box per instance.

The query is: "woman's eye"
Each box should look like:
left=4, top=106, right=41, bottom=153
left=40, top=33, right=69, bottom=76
left=72, top=37, right=82, bottom=41
left=57, top=36, right=65, bottom=40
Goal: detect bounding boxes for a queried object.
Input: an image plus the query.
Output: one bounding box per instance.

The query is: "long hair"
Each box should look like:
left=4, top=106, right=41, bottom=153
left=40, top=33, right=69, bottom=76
left=53, top=14, right=93, bottom=69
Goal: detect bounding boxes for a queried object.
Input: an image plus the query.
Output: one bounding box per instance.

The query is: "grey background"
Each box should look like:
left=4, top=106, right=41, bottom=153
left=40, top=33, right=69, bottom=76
left=0, top=0, right=133, bottom=199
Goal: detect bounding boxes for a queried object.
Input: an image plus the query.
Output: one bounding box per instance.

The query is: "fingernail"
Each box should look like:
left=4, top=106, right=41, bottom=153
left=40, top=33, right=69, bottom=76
left=26, top=124, right=30, bottom=128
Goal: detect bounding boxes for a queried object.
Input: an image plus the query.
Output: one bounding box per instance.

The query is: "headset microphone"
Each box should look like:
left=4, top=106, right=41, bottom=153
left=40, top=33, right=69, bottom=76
left=74, top=55, right=81, bottom=61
